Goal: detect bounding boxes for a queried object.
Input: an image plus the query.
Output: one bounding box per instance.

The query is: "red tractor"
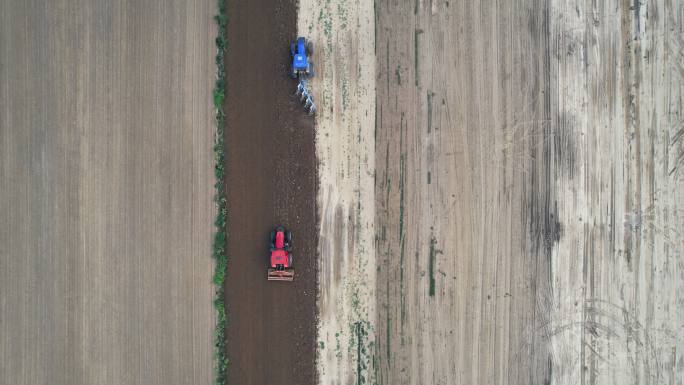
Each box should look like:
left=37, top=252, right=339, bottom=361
left=267, top=226, right=294, bottom=281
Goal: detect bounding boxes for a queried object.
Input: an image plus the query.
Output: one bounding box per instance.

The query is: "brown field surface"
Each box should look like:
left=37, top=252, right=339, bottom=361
left=223, top=0, right=318, bottom=384
left=0, top=1, right=216, bottom=384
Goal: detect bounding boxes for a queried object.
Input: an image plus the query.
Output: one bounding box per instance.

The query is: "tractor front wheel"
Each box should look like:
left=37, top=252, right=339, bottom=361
left=286, top=231, right=292, bottom=243
left=306, top=41, right=313, bottom=55
left=270, top=230, right=276, bottom=248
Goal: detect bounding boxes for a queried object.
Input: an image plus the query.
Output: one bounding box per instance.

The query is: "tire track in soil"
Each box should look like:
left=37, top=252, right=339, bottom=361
left=224, top=0, right=318, bottom=384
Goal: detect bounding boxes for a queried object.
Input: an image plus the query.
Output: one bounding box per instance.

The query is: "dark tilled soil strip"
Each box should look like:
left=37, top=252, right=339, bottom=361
left=224, top=0, right=318, bottom=384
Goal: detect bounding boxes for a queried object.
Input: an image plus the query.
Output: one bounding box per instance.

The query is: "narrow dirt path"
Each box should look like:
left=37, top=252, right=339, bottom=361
left=223, top=0, right=318, bottom=384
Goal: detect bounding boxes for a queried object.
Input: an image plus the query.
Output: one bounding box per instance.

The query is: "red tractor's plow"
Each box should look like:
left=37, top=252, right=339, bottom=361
left=267, top=268, right=295, bottom=281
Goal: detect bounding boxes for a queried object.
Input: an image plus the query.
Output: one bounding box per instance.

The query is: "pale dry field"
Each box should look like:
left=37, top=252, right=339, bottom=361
left=0, top=1, right=216, bottom=384
left=298, top=1, right=377, bottom=384
left=307, top=0, right=684, bottom=384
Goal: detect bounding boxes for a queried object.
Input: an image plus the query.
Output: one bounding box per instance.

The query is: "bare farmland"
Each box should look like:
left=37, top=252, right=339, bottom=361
left=0, top=1, right=216, bottom=384
left=306, top=0, right=684, bottom=384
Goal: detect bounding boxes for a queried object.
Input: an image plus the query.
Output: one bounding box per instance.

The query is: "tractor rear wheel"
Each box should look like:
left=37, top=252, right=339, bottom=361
left=288, top=254, right=293, bottom=267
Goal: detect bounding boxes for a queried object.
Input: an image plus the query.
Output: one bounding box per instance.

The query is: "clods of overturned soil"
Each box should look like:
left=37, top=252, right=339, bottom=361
left=224, top=0, right=318, bottom=384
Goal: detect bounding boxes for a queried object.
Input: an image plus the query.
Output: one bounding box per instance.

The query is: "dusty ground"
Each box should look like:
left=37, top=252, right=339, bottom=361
left=223, top=0, right=318, bottom=384
left=0, top=1, right=216, bottom=384
left=297, top=1, right=377, bottom=384
left=306, top=0, right=684, bottom=384
left=548, top=2, right=684, bottom=384
left=375, top=1, right=557, bottom=383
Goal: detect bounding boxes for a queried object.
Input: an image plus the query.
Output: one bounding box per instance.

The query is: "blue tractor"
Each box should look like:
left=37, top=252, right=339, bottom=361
left=290, top=37, right=313, bottom=78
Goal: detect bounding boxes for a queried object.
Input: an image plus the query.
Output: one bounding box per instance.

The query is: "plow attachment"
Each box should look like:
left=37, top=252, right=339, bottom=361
left=267, top=268, right=295, bottom=281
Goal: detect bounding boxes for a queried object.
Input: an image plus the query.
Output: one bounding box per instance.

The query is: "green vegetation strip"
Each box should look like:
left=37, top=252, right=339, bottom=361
left=428, top=236, right=437, bottom=297
left=212, top=1, right=228, bottom=384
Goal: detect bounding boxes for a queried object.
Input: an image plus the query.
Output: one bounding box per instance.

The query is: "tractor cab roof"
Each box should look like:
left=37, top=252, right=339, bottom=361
left=293, top=54, right=308, bottom=71
left=292, top=37, right=309, bottom=71
left=271, top=249, right=289, bottom=267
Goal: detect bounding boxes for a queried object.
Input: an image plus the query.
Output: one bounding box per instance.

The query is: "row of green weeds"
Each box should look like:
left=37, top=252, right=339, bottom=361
left=212, top=0, right=228, bottom=384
